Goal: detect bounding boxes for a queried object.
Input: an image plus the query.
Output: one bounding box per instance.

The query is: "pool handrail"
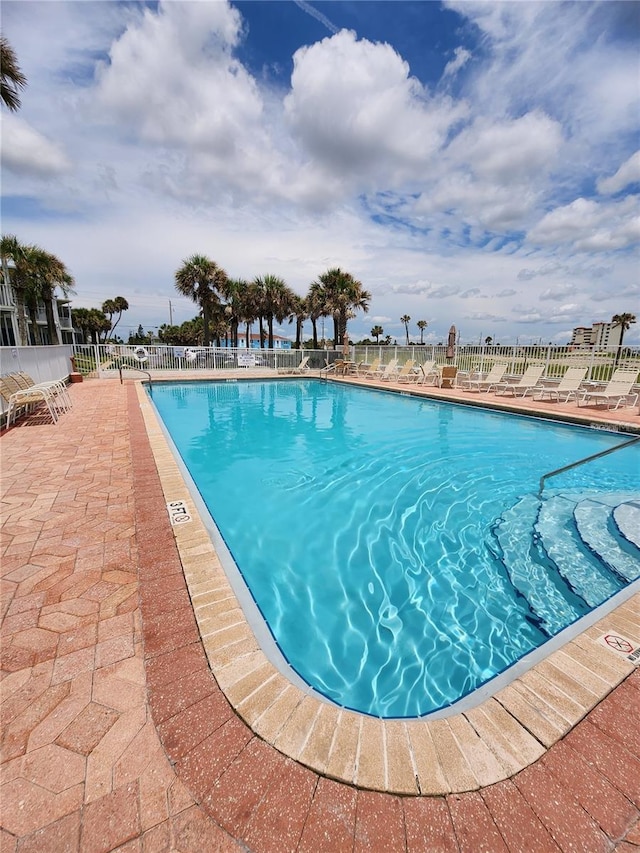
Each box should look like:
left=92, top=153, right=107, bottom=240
left=118, top=364, right=152, bottom=387
left=538, top=434, right=640, bottom=498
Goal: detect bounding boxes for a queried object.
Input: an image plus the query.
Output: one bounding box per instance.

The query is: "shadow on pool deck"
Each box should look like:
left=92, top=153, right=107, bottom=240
left=1, top=376, right=639, bottom=852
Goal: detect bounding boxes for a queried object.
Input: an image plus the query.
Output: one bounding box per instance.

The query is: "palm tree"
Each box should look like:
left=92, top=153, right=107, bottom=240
left=1, top=236, right=74, bottom=344
left=417, top=320, right=428, bottom=345
left=370, top=325, right=383, bottom=343
left=1, top=37, right=27, bottom=112
left=1, top=234, right=29, bottom=344
left=175, top=255, right=228, bottom=347
left=611, top=313, right=636, bottom=363
left=253, top=275, right=294, bottom=348
left=109, top=296, right=129, bottom=340
left=485, top=336, right=493, bottom=346
left=290, top=293, right=308, bottom=349
left=400, top=314, right=411, bottom=346
left=306, top=281, right=325, bottom=348
left=314, top=268, right=371, bottom=346
left=27, top=246, right=75, bottom=344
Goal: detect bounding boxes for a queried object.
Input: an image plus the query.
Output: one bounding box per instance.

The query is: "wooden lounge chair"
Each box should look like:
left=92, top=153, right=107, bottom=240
left=578, top=369, right=639, bottom=410
left=533, top=367, right=587, bottom=403
left=439, top=366, right=458, bottom=388
left=494, top=365, right=546, bottom=397
left=462, top=362, right=508, bottom=392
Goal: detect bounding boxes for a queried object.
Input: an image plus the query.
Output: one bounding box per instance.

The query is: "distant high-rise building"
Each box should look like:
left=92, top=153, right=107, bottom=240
left=570, top=321, right=623, bottom=349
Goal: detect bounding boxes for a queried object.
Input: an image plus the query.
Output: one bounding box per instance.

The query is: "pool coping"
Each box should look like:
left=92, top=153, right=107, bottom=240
left=134, top=378, right=640, bottom=795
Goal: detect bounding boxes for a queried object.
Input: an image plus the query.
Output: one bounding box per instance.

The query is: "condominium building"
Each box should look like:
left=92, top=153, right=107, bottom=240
left=0, top=266, right=75, bottom=347
left=570, top=321, right=623, bottom=349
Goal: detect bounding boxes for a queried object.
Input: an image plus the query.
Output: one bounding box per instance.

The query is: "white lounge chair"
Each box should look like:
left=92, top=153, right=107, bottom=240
left=382, top=359, right=414, bottom=382
left=417, top=361, right=439, bottom=385
left=359, top=357, right=381, bottom=377
left=375, top=359, right=399, bottom=380
left=462, top=363, right=509, bottom=392
left=1, top=374, right=62, bottom=428
left=533, top=367, right=587, bottom=403
left=494, top=365, right=546, bottom=397
left=578, top=369, right=639, bottom=410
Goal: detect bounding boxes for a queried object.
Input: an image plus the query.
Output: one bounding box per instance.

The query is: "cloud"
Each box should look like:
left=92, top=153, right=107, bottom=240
left=1, top=115, right=71, bottom=177
left=528, top=197, right=640, bottom=252
left=539, top=283, right=577, bottom=301
left=442, top=47, right=471, bottom=79
left=284, top=29, right=467, bottom=187
left=598, top=150, right=640, bottom=195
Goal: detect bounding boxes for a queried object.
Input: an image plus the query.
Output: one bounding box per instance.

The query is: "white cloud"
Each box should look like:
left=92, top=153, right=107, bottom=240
left=284, top=29, right=467, bottom=187
left=1, top=114, right=71, bottom=177
left=598, top=150, right=640, bottom=195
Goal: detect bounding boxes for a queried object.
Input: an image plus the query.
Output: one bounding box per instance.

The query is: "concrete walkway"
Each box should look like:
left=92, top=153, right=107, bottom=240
left=1, top=378, right=639, bottom=852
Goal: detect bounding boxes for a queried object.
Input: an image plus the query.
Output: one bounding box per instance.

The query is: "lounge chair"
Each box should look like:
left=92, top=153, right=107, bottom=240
left=382, top=359, right=414, bottom=382
left=1, top=374, right=61, bottom=428
left=375, top=359, right=399, bottom=381
left=14, top=371, right=72, bottom=411
left=416, top=361, right=438, bottom=385
left=493, top=365, right=546, bottom=397
left=278, top=355, right=310, bottom=375
left=462, top=362, right=508, bottom=392
left=359, top=358, right=381, bottom=377
left=578, top=369, right=639, bottom=410
left=438, top=366, right=458, bottom=388
left=533, top=367, right=587, bottom=403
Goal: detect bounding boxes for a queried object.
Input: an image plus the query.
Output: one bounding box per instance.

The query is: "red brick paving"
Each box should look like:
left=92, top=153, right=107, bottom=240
left=1, top=378, right=639, bottom=851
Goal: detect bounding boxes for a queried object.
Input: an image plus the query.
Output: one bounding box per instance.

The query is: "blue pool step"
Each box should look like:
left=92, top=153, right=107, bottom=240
left=490, top=496, right=589, bottom=636
left=492, top=491, right=640, bottom=636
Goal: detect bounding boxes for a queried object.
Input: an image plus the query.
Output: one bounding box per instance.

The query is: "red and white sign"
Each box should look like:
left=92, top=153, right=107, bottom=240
left=597, top=633, right=640, bottom=665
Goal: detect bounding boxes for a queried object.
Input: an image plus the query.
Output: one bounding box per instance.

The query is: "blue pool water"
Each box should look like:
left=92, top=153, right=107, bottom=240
left=149, top=380, right=639, bottom=717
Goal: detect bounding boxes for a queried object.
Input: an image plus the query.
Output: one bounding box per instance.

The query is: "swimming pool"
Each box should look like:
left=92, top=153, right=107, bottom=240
left=149, top=379, right=640, bottom=717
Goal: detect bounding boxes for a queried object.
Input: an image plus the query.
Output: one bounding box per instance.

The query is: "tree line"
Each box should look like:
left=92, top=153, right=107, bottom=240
left=170, top=255, right=371, bottom=349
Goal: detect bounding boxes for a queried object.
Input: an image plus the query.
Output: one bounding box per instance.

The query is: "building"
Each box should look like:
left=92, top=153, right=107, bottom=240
left=0, top=266, right=75, bottom=346
left=570, top=321, right=623, bottom=349
left=219, top=332, right=292, bottom=350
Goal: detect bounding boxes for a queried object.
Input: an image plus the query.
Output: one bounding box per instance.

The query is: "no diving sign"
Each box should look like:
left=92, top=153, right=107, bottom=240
left=598, top=633, right=640, bottom=666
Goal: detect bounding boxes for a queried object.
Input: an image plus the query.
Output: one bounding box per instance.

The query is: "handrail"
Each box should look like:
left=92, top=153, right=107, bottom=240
left=538, top=434, right=640, bottom=498
left=118, top=364, right=152, bottom=387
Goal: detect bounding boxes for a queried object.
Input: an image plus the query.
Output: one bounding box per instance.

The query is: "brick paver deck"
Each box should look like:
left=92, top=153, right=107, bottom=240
left=1, top=377, right=639, bottom=852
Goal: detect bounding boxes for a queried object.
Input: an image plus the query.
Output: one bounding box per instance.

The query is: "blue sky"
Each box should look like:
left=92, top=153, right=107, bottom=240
left=1, top=0, right=639, bottom=345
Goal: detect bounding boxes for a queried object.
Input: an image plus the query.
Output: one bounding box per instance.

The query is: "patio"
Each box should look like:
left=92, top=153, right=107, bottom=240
left=1, top=376, right=639, bottom=851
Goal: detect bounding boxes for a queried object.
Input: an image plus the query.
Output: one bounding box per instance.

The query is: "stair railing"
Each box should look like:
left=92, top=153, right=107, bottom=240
left=538, top=434, right=640, bottom=498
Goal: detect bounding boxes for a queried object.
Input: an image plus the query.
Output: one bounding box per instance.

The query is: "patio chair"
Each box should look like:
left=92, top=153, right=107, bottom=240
left=15, top=371, right=72, bottom=411
left=533, top=367, right=587, bottom=403
left=494, top=365, right=546, bottom=397
left=416, top=361, right=439, bottom=385
left=1, top=374, right=60, bottom=428
left=359, top=357, right=381, bottom=377
left=382, top=359, right=414, bottom=382
left=438, top=366, right=458, bottom=388
left=462, top=362, right=509, bottom=392
left=278, top=355, right=310, bottom=375
left=375, top=359, right=399, bottom=381
left=578, top=369, right=639, bottom=411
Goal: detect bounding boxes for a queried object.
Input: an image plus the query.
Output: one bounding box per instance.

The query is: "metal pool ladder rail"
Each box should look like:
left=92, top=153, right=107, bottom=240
left=118, top=364, right=152, bottom=387
left=538, top=434, right=640, bottom=498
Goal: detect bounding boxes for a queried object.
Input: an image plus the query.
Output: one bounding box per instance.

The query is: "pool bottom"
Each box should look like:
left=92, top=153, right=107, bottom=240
left=135, top=381, right=639, bottom=794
